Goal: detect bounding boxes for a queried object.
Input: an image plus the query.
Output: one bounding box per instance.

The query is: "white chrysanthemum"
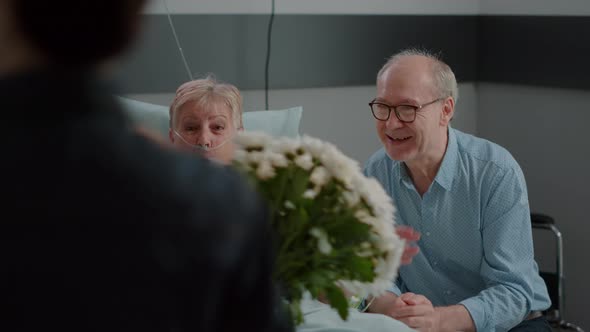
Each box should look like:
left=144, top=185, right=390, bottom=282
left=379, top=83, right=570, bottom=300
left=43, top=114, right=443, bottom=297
left=234, top=130, right=271, bottom=148
left=233, top=149, right=252, bottom=171
left=356, top=249, right=374, bottom=258
left=342, top=189, right=360, bottom=207
left=269, top=151, right=289, bottom=168
left=256, top=160, right=276, bottom=180
left=309, top=227, right=332, bottom=255
left=233, top=149, right=248, bottom=163
left=359, top=177, right=395, bottom=220
left=245, top=150, right=265, bottom=164
left=310, top=166, right=330, bottom=187
left=299, top=135, right=325, bottom=157
left=300, top=135, right=361, bottom=189
left=354, top=209, right=373, bottom=225
left=303, top=189, right=318, bottom=199
left=271, top=137, right=301, bottom=155
left=294, top=153, right=314, bottom=171
left=232, top=131, right=405, bottom=307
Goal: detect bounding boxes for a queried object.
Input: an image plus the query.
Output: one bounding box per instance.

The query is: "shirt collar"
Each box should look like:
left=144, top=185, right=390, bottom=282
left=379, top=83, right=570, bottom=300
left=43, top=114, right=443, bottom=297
left=396, top=127, right=458, bottom=192
left=397, top=160, right=411, bottom=189
left=433, top=127, right=458, bottom=191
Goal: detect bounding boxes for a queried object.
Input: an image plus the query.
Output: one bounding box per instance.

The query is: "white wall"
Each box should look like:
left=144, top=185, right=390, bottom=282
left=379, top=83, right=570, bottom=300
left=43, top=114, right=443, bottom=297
left=145, top=0, right=479, bottom=15
left=478, top=83, right=590, bottom=329
left=147, top=0, right=590, bottom=17
left=127, top=82, right=477, bottom=164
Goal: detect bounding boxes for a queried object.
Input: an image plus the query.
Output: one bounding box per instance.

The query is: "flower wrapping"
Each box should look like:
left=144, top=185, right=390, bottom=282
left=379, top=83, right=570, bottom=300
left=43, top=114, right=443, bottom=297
left=232, top=131, right=404, bottom=324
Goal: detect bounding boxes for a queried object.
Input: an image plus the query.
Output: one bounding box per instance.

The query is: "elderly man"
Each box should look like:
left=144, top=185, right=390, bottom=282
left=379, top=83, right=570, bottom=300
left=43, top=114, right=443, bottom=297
left=363, top=49, right=551, bottom=332
left=0, top=1, right=287, bottom=331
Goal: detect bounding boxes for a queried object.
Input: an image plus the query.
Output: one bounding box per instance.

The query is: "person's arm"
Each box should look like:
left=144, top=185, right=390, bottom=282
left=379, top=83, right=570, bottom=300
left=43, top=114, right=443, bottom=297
left=435, top=305, right=475, bottom=332
left=367, top=291, right=400, bottom=314
left=459, top=167, right=538, bottom=331
left=374, top=293, right=475, bottom=332
left=366, top=279, right=407, bottom=315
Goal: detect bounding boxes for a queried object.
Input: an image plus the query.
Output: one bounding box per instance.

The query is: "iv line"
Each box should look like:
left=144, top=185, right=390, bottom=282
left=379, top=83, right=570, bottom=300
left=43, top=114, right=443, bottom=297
left=161, top=0, right=193, bottom=80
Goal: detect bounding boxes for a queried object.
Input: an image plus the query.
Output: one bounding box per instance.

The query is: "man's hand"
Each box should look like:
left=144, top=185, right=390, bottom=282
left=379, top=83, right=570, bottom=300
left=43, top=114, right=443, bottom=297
left=390, top=293, right=440, bottom=332
left=368, top=292, right=439, bottom=331
left=396, top=225, right=421, bottom=265
left=369, top=290, right=474, bottom=332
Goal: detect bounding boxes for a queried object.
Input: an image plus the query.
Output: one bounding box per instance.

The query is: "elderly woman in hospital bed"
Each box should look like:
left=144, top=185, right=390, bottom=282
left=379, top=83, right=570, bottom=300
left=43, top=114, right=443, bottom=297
left=168, top=76, right=242, bottom=164
left=167, top=75, right=418, bottom=332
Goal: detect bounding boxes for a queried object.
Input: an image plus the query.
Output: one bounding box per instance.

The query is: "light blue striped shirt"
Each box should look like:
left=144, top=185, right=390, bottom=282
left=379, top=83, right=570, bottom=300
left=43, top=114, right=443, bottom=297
left=364, top=127, right=550, bottom=331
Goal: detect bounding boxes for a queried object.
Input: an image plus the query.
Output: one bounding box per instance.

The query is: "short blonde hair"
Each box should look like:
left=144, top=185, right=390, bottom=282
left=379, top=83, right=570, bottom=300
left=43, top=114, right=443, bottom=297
left=377, top=48, right=459, bottom=103
left=169, top=75, right=243, bottom=129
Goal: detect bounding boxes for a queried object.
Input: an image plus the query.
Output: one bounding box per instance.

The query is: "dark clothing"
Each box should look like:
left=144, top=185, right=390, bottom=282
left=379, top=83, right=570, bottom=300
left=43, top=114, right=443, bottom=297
left=1, top=68, right=289, bottom=331
left=508, top=316, right=553, bottom=332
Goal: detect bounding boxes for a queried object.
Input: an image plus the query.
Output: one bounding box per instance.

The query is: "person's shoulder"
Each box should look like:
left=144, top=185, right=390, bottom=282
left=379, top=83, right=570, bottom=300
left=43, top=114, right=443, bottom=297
left=130, top=136, right=262, bottom=217
left=71, top=98, right=266, bottom=229
left=453, top=128, right=521, bottom=171
left=81, top=112, right=265, bottom=229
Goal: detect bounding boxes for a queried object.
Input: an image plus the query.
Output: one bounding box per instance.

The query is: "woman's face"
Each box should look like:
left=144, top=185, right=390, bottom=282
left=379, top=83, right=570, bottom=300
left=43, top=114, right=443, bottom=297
left=169, top=99, right=238, bottom=164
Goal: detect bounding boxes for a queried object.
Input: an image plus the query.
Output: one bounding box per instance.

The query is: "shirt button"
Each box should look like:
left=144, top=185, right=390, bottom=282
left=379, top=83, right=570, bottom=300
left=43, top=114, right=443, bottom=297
left=433, top=261, right=438, bottom=266
left=445, top=290, right=452, bottom=295
left=426, top=232, right=431, bottom=236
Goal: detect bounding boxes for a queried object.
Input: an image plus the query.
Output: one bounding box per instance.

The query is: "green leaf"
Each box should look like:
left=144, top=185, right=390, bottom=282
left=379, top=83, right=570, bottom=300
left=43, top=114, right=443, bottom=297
left=306, top=273, right=329, bottom=298
left=325, top=217, right=372, bottom=245
left=287, top=166, right=311, bottom=200
left=325, top=285, right=349, bottom=321
left=289, top=298, right=304, bottom=325
left=347, top=254, right=376, bottom=281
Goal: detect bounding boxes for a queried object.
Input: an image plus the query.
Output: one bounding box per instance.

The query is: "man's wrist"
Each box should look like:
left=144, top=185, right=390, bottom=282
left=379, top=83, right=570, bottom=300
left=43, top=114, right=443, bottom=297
left=435, top=305, right=476, bottom=332
left=366, top=293, right=398, bottom=314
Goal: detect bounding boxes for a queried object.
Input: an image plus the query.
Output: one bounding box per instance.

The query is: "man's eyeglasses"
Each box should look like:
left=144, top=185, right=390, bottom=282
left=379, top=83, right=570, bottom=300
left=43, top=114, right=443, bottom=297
left=369, top=97, right=445, bottom=123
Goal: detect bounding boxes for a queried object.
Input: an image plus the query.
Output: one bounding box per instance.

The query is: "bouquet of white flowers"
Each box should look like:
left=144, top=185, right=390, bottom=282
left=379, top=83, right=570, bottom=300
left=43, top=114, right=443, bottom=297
left=232, top=132, right=404, bottom=324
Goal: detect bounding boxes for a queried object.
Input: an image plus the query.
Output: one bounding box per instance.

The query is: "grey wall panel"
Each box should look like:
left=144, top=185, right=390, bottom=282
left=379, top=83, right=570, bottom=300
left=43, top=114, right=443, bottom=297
left=114, top=15, right=478, bottom=94
left=115, top=15, right=590, bottom=94
left=480, top=0, right=590, bottom=16
left=478, top=16, right=590, bottom=90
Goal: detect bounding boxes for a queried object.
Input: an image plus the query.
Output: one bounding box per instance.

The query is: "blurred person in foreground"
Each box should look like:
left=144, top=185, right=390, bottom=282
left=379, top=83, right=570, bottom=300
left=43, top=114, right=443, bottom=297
left=0, top=1, right=288, bottom=331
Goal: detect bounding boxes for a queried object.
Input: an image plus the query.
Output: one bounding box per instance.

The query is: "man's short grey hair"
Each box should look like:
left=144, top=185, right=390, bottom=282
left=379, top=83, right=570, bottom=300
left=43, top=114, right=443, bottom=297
left=377, top=48, right=459, bottom=103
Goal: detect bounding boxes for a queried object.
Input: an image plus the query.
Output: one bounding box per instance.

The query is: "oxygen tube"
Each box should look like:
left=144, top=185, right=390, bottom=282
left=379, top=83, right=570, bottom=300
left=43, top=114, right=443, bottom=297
left=173, top=130, right=233, bottom=152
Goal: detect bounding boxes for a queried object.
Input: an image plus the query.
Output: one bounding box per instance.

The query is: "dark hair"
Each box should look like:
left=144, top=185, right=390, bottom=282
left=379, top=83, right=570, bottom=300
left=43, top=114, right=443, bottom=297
left=13, top=0, right=146, bottom=66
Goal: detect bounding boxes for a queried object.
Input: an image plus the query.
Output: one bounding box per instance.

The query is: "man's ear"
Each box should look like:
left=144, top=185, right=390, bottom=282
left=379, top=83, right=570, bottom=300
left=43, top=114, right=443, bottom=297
left=168, top=128, right=175, bottom=143
left=440, top=97, right=455, bottom=126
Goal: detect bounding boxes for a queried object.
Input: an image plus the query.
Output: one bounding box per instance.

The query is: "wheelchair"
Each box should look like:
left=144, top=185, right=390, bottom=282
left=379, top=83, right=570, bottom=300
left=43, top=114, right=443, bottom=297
left=531, top=213, right=584, bottom=332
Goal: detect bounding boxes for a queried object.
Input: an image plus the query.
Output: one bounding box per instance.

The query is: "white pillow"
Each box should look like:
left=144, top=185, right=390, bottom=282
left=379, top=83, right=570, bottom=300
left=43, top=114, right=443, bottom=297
left=243, top=107, right=302, bottom=138
left=117, top=97, right=170, bottom=136
left=116, top=96, right=302, bottom=138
